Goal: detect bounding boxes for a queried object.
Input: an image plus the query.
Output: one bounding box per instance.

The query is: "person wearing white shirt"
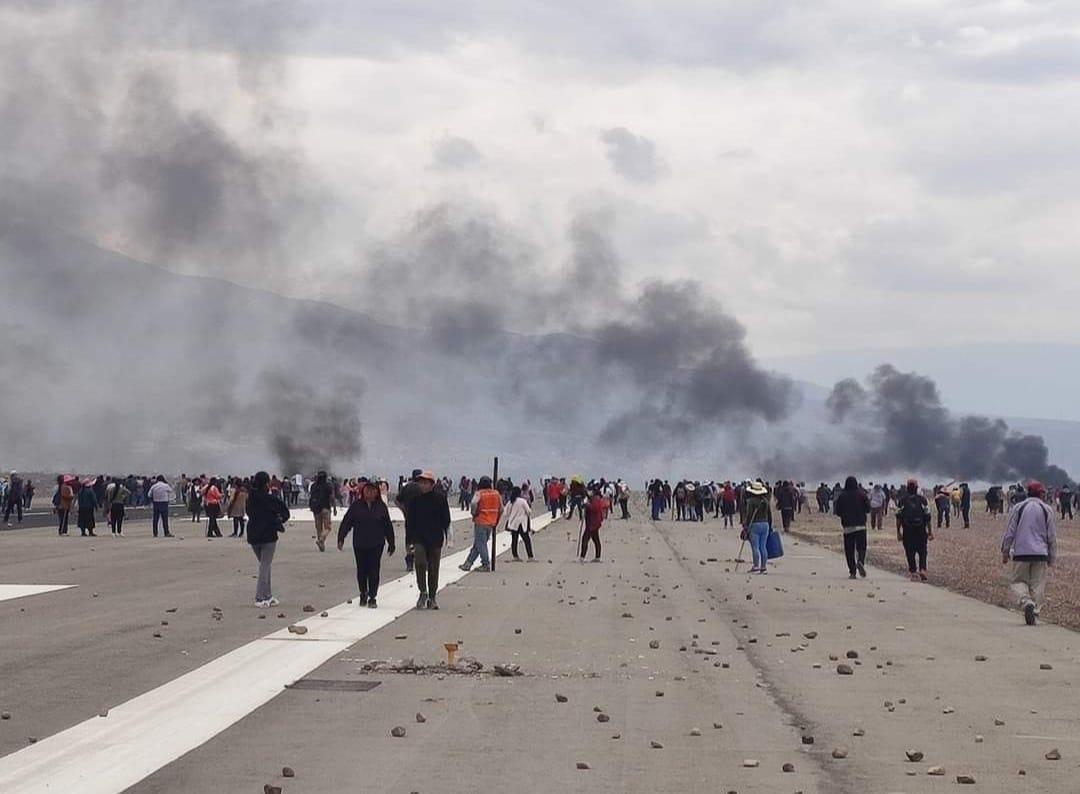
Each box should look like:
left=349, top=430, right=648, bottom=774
left=504, top=486, right=535, bottom=562
left=147, top=476, right=175, bottom=538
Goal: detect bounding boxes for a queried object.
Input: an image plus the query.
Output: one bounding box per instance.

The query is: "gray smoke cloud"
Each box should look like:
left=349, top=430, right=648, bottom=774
left=780, top=364, right=1071, bottom=484
left=358, top=203, right=797, bottom=450
left=0, top=2, right=356, bottom=476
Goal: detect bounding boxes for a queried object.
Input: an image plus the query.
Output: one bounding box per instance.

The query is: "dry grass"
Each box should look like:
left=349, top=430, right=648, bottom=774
left=785, top=502, right=1080, bottom=630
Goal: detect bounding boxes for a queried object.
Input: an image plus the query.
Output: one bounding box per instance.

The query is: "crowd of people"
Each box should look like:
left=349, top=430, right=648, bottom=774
left=1, top=465, right=1060, bottom=627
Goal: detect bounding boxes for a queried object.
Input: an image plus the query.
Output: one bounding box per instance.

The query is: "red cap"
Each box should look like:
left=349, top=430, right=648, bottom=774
left=906, top=478, right=919, bottom=487
left=1028, top=480, right=1046, bottom=496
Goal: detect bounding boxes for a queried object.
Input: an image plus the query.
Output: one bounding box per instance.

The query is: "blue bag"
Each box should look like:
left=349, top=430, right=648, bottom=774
left=766, top=529, right=784, bottom=560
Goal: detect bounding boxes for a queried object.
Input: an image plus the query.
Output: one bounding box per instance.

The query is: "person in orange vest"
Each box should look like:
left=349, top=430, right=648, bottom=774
left=461, top=476, right=502, bottom=572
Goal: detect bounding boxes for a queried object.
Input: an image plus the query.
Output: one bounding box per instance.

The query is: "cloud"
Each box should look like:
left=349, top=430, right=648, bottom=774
left=430, top=135, right=483, bottom=169
left=599, top=127, right=665, bottom=184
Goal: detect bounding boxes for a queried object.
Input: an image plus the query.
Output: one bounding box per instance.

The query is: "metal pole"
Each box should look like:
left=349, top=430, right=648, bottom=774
left=491, top=456, right=499, bottom=571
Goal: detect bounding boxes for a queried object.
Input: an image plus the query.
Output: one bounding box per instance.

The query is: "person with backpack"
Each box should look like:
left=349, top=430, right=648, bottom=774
left=309, top=470, right=337, bottom=552
left=105, top=477, right=130, bottom=536
left=1001, top=480, right=1057, bottom=625
left=835, top=476, right=871, bottom=579
left=896, top=478, right=933, bottom=581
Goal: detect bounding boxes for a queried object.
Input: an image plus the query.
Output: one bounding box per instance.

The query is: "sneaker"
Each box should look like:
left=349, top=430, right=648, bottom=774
left=164, top=533, right=174, bottom=537
left=268, top=597, right=280, bottom=607
left=758, top=569, right=767, bottom=574
left=417, top=593, right=428, bottom=609
left=367, top=599, right=377, bottom=609
left=316, top=539, right=325, bottom=552
left=458, top=563, right=471, bottom=572
left=918, top=570, right=928, bottom=581
left=849, top=572, right=857, bottom=579
left=1024, top=603, right=1036, bottom=626
left=910, top=573, right=920, bottom=582
left=477, top=564, right=491, bottom=572
left=255, top=599, right=271, bottom=608
left=857, top=563, right=867, bottom=578
left=750, top=567, right=761, bottom=573
left=591, top=558, right=602, bottom=563
left=357, top=595, right=368, bottom=606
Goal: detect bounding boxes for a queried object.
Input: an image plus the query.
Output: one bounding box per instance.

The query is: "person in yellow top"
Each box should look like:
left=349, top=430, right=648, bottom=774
left=461, top=476, right=502, bottom=572
left=950, top=486, right=962, bottom=519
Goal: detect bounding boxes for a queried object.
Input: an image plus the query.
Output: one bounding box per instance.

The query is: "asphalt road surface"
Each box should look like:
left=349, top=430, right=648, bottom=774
left=1, top=505, right=1077, bottom=793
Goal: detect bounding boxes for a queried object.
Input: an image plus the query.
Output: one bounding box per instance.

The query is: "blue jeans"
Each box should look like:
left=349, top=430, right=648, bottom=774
left=464, top=524, right=491, bottom=568
left=749, top=522, right=771, bottom=570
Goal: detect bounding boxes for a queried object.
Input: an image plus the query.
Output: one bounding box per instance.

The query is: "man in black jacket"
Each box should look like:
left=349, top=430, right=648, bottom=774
left=405, top=470, right=452, bottom=611
left=395, top=469, right=424, bottom=572
left=835, top=476, right=870, bottom=579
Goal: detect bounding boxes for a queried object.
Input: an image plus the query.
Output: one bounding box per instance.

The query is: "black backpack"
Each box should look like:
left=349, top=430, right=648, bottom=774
left=901, top=495, right=929, bottom=532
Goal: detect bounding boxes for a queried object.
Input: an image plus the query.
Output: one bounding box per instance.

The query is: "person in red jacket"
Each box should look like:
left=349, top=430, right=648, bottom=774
left=580, top=487, right=606, bottom=562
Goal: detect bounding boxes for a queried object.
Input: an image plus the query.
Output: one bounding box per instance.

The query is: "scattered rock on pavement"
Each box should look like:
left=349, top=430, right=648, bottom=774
left=415, top=713, right=426, bottom=723
left=743, top=759, right=759, bottom=768
left=264, top=786, right=282, bottom=794
left=555, top=694, right=568, bottom=703
left=649, top=640, right=660, bottom=649
left=803, top=631, right=818, bottom=639
left=836, top=664, right=854, bottom=675
left=282, top=767, right=295, bottom=777
left=494, top=664, right=522, bottom=677
left=0, top=712, right=10, bottom=720
left=832, top=747, right=848, bottom=759
left=689, top=728, right=701, bottom=736
left=782, top=762, right=795, bottom=773
left=650, top=740, right=664, bottom=749
left=576, top=762, right=590, bottom=770
left=391, top=726, right=407, bottom=738
left=906, top=750, right=924, bottom=762
left=975, top=655, right=988, bottom=662
left=1040, top=663, right=1054, bottom=670
left=1046, top=748, right=1061, bottom=761
left=957, top=775, right=976, bottom=784
left=287, top=625, right=308, bottom=635
left=596, top=713, right=610, bottom=723
left=302, top=605, right=315, bottom=612
left=928, top=766, right=946, bottom=776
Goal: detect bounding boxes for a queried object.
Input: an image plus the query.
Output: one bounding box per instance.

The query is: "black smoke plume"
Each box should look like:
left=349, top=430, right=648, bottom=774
left=360, top=204, right=797, bottom=450
left=823, top=364, right=1070, bottom=484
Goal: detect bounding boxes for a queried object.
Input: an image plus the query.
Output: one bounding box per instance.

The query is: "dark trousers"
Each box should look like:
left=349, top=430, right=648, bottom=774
left=232, top=516, right=246, bottom=536
left=353, top=544, right=383, bottom=599
left=843, top=529, right=867, bottom=574
left=413, top=543, right=442, bottom=597
left=153, top=502, right=170, bottom=536
left=781, top=509, right=794, bottom=531
left=205, top=503, right=222, bottom=537
left=57, top=508, right=70, bottom=535
left=936, top=504, right=950, bottom=528
left=580, top=528, right=601, bottom=559
left=619, top=498, right=630, bottom=519
left=903, top=531, right=928, bottom=572
left=109, top=503, right=125, bottom=534
left=549, top=499, right=559, bottom=519
left=510, top=528, right=533, bottom=559
left=4, top=499, right=22, bottom=523
left=961, top=505, right=971, bottom=527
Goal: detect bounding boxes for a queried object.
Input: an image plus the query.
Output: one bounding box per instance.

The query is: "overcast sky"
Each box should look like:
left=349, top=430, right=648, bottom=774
left=6, top=0, right=1080, bottom=367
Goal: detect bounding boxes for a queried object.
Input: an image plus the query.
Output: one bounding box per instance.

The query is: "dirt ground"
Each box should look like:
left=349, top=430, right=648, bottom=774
left=784, top=497, right=1080, bottom=630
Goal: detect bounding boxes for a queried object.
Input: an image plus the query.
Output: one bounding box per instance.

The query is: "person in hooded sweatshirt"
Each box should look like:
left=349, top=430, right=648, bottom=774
left=1001, top=480, right=1058, bottom=625
left=337, top=480, right=396, bottom=608
left=834, top=476, right=870, bottom=579
left=246, top=471, right=290, bottom=607
left=896, top=478, right=933, bottom=581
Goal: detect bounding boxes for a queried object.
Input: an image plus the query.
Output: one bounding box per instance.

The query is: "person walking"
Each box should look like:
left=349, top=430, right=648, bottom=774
left=835, top=475, right=870, bottom=579
left=406, top=470, right=452, bottom=610
left=337, top=479, right=396, bottom=608
left=869, top=484, right=886, bottom=531
left=504, top=486, right=534, bottom=561
left=76, top=480, right=98, bottom=537
left=462, top=476, right=501, bottom=573
left=55, top=475, right=74, bottom=536
left=309, top=471, right=337, bottom=552
left=579, top=486, right=606, bottom=562
left=4, top=471, right=24, bottom=526
left=616, top=480, right=631, bottom=519
left=741, top=480, right=773, bottom=574
left=1001, top=480, right=1057, bottom=625
left=203, top=477, right=223, bottom=538
left=106, top=478, right=130, bottom=536
left=776, top=480, right=796, bottom=532
left=227, top=478, right=249, bottom=537
left=395, top=469, right=424, bottom=572
left=246, top=471, right=290, bottom=607
left=188, top=478, right=203, bottom=523
left=933, top=486, right=951, bottom=529
left=22, top=479, right=34, bottom=510
left=147, top=475, right=174, bottom=537
left=896, top=478, right=932, bottom=581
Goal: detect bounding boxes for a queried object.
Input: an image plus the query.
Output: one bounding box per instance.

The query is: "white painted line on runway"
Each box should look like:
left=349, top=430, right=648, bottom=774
left=1014, top=734, right=1080, bottom=742
left=0, top=585, right=77, bottom=603
left=0, top=513, right=554, bottom=794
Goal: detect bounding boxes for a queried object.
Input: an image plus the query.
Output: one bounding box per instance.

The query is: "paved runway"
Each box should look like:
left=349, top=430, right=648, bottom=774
left=1, top=506, right=1077, bottom=792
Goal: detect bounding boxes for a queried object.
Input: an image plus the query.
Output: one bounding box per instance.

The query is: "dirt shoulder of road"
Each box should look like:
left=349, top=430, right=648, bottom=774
left=785, top=504, right=1080, bottom=631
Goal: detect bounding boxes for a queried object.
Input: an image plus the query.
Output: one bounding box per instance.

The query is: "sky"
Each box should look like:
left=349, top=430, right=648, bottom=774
left=3, top=0, right=1080, bottom=476
left=7, top=0, right=1080, bottom=361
